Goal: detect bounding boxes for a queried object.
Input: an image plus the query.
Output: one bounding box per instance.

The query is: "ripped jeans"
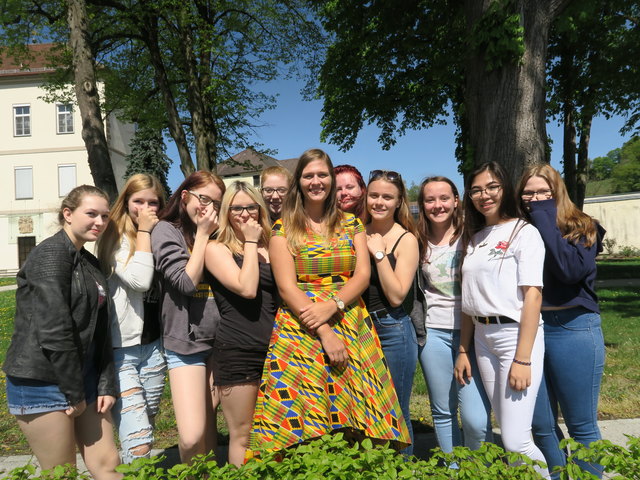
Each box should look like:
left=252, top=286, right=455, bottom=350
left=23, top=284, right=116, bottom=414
left=112, top=340, right=167, bottom=463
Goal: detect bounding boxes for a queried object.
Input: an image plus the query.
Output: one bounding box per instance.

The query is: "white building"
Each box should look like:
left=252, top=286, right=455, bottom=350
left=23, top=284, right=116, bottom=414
left=0, top=44, right=134, bottom=272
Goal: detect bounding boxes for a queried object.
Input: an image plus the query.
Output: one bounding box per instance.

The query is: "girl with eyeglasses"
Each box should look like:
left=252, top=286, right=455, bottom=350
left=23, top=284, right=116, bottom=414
left=416, top=176, right=492, bottom=454
left=151, top=171, right=225, bottom=464
left=248, top=149, right=410, bottom=456
left=454, top=162, right=548, bottom=476
left=96, top=174, right=167, bottom=464
left=518, top=164, right=606, bottom=479
left=203, top=181, right=277, bottom=466
left=361, top=169, right=420, bottom=454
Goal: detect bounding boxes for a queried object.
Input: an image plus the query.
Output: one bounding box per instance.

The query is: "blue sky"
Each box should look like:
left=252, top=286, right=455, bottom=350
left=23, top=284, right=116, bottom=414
left=166, top=78, right=634, bottom=193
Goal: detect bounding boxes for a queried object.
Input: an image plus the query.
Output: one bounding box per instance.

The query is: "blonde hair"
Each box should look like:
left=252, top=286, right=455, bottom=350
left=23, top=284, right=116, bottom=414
left=260, top=165, right=292, bottom=186
left=216, top=181, right=271, bottom=254
left=281, top=149, right=344, bottom=253
left=518, top=164, right=598, bottom=248
left=97, top=174, right=166, bottom=275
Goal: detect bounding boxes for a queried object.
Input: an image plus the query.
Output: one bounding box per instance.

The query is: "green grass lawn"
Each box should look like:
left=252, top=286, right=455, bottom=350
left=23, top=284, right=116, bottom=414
left=0, top=278, right=17, bottom=288
left=0, top=286, right=638, bottom=455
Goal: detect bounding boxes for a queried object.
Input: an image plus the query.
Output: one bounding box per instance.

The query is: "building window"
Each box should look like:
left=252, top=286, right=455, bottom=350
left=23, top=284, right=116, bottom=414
left=18, top=237, right=36, bottom=268
left=57, top=104, right=74, bottom=134
left=14, top=105, right=31, bottom=136
left=58, top=164, right=77, bottom=197
left=15, top=167, right=33, bottom=200
left=253, top=175, right=260, bottom=187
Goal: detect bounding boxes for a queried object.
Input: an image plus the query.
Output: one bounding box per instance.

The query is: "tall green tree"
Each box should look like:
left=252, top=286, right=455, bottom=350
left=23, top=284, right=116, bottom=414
left=124, top=127, right=172, bottom=196
left=547, top=0, right=640, bottom=208
left=611, top=136, right=640, bottom=193
left=313, top=0, right=570, bottom=182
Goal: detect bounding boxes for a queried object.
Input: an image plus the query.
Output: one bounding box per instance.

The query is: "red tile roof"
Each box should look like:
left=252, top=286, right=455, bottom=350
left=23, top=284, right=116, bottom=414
left=0, top=43, right=59, bottom=77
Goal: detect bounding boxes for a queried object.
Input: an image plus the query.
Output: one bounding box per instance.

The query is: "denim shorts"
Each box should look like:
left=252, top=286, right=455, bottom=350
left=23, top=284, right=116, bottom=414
left=6, top=368, right=98, bottom=416
left=164, top=348, right=211, bottom=370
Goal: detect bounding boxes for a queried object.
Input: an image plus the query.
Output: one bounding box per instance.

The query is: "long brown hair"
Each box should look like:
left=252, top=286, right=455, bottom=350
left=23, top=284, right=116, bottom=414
left=518, top=164, right=598, bottom=247
left=365, top=172, right=416, bottom=234
left=281, top=149, right=343, bottom=252
left=416, top=176, right=463, bottom=262
left=216, top=181, right=271, bottom=255
left=159, top=171, right=226, bottom=249
left=462, top=162, right=525, bottom=249
left=97, top=174, right=166, bottom=275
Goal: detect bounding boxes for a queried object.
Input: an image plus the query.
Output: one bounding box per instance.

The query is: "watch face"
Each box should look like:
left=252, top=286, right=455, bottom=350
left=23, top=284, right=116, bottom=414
left=375, top=251, right=385, bottom=261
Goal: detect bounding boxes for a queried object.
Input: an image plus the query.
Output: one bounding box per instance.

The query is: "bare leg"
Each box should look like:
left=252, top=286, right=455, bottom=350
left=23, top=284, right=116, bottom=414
left=217, top=382, right=259, bottom=466
left=205, top=360, right=220, bottom=455
left=16, top=411, right=76, bottom=470
left=169, top=365, right=210, bottom=464
left=75, top=403, right=122, bottom=480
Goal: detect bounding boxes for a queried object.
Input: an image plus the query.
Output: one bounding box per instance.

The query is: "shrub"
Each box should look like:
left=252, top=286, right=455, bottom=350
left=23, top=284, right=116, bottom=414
left=3, top=434, right=639, bottom=479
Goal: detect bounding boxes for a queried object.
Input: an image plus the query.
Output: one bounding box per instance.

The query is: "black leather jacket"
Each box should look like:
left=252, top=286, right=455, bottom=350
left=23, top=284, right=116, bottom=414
left=3, top=229, right=117, bottom=405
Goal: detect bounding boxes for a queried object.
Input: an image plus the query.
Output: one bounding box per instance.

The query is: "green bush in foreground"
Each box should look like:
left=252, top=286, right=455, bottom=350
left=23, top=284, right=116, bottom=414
left=3, top=434, right=639, bottom=479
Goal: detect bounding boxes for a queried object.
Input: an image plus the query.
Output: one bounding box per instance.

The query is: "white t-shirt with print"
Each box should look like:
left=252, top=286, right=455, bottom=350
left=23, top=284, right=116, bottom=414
left=423, top=237, right=463, bottom=330
left=461, top=219, right=545, bottom=323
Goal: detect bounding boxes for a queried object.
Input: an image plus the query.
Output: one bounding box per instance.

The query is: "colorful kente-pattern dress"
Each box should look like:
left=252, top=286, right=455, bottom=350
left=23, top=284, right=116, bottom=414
left=248, top=213, right=411, bottom=454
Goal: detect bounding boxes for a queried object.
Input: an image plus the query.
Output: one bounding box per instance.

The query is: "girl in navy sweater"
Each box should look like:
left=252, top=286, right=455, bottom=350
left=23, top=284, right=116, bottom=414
left=519, top=164, right=606, bottom=479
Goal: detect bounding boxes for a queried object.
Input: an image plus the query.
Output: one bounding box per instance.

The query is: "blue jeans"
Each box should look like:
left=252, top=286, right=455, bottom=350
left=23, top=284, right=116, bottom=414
left=370, top=306, right=417, bottom=455
left=532, top=308, right=605, bottom=479
left=112, top=340, right=167, bottom=463
left=419, top=328, right=493, bottom=453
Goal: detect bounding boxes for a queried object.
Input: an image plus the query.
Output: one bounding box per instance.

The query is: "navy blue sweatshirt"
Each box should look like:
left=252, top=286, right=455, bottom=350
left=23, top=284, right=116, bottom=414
left=528, top=199, right=605, bottom=313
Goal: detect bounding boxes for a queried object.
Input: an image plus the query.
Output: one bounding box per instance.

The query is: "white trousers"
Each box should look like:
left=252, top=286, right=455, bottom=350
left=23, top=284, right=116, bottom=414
left=474, top=322, right=549, bottom=477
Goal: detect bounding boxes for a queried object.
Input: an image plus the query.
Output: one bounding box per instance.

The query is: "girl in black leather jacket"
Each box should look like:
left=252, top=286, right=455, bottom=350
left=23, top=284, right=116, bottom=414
left=3, top=185, right=122, bottom=479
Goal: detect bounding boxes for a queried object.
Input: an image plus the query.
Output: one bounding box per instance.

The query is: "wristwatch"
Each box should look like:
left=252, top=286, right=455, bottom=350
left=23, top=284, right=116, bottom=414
left=374, top=250, right=385, bottom=261
left=331, top=294, right=345, bottom=311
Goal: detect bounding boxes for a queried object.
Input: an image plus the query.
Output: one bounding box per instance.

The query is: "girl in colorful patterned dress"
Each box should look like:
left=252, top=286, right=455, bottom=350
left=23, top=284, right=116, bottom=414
left=248, top=149, right=410, bottom=455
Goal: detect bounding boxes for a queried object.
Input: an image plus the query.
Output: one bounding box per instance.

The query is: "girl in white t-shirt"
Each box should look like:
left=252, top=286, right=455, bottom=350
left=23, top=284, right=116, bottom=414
left=416, top=176, right=492, bottom=453
left=454, top=162, right=548, bottom=476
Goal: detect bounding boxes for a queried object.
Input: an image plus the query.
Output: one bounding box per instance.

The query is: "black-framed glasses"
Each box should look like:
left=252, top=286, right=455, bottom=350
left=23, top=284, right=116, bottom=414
left=368, top=170, right=401, bottom=182
left=521, top=189, right=553, bottom=200
left=468, top=184, right=502, bottom=199
left=187, top=191, right=221, bottom=209
left=229, top=204, right=260, bottom=215
left=261, top=187, right=288, bottom=196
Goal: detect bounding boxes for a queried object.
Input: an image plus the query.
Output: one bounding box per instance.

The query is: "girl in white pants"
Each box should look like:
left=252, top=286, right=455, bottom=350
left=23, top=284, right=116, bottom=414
left=455, top=162, right=548, bottom=477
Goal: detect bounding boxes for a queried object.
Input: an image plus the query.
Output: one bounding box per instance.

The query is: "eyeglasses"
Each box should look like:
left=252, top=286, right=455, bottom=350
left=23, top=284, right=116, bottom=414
left=368, top=170, right=401, bottom=182
left=521, top=189, right=553, bottom=200
left=229, top=204, right=260, bottom=215
left=261, top=187, right=288, bottom=196
left=468, top=184, right=502, bottom=199
left=187, top=191, right=221, bottom=210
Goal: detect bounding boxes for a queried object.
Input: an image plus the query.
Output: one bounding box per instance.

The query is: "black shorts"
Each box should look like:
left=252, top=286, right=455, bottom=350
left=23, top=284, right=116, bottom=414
left=211, top=343, right=268, bottom=386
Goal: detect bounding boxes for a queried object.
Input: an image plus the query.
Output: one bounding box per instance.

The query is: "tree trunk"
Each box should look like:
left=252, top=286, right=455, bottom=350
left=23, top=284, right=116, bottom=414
left=463, top=0, right=570, bottom=183
left=563, top=103, right=577, bottom=202
left=139, top=6, right=195, bottom=177
left=576, top=114, right=592, bottom=209
left=67, top=0, right=118, bottom=201
left=178, top=14, right=217, bottom=172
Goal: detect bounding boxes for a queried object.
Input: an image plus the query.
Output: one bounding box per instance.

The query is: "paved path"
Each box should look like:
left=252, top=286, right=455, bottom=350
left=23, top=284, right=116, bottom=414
left=1, top=418, right=639, bottom=476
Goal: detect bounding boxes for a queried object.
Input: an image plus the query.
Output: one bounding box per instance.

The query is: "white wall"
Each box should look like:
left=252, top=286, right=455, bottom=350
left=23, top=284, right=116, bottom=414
left=583, top=193, right=640, bottom=252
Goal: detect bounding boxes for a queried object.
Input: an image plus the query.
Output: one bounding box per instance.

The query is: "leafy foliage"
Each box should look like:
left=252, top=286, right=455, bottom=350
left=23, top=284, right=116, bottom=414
left=124, top=128, right=172, bottom=197
left=6, top=434, right=640, bottom=479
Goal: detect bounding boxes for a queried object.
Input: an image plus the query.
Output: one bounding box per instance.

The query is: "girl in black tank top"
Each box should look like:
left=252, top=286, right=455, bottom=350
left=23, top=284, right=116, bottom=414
left=363, top=170, right=420, bottom=455
left=204, top=181, right=276, bottom=466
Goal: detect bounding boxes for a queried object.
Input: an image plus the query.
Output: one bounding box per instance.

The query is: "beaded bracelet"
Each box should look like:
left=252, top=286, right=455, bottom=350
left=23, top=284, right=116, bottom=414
left=512, top=359, right=532, bottom=366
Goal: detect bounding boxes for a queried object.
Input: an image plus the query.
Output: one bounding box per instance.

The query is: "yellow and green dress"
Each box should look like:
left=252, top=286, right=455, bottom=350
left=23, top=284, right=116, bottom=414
left=248, top=213, right=411, bottom=454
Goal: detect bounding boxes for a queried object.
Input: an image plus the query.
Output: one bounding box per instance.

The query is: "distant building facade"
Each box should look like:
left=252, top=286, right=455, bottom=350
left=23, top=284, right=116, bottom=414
left=217, top=148, right=297, bottom=187
left=0, top=44, right=134, bottom=272
left=583, top=192, right=640, bottom=253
